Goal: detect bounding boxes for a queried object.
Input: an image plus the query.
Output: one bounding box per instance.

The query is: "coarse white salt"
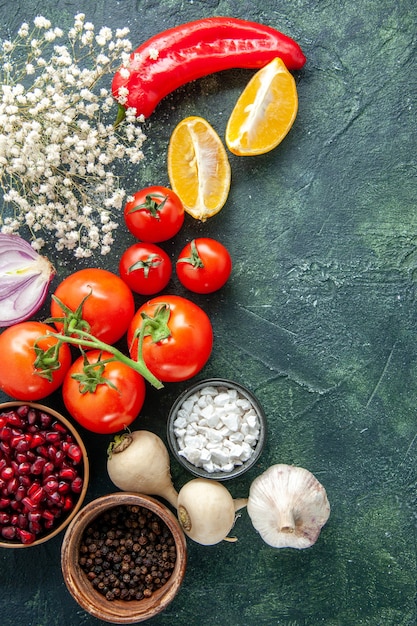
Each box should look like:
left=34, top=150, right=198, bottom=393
left=172, top=384, right=262, bottom=473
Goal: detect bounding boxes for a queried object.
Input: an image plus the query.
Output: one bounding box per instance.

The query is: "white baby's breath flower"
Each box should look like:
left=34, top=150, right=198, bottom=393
left=0, top=13, right=145, bottom=257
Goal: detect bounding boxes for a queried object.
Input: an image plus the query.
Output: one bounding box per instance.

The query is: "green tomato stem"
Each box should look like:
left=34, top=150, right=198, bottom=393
left=47, top=328, right=163, bottom=390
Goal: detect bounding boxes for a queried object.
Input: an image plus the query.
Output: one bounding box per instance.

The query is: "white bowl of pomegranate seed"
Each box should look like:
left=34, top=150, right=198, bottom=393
left=0, top=401, right=89, bottom=548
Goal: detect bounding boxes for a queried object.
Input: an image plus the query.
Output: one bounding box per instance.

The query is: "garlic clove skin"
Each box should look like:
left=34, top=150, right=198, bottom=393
left=177, top=478, right=243, bottom=545
left=247, top=464, right=330, bottom=549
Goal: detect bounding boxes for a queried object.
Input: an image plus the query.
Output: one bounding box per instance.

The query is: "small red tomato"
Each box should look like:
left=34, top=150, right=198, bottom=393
left=124, top=185, right=184, bottom=242
left=51, top=268, right=135, bottom=345
left=0, top=321, right=72, bottom=401
left=176, top=238, right=232, bottom=293
left=127, top=295, right=213, bottom=383
left=119, top=242, right=172, bottom=295
left=62, top=350, right=146, bottom=434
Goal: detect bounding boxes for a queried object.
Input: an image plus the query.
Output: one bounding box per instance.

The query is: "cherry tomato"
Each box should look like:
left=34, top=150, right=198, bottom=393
left=119, top=242, right=172, bottom=295
left=124, top=185, right=184, bottom=242
left=51, top=268, right=135, bottom=345
left=0, top=321, right=72, bottom=401
left=62, top=350, right=146, bottom=434
left=176, top=238, right=232, bottom=294
left=127, top=295, right=213, bottom=383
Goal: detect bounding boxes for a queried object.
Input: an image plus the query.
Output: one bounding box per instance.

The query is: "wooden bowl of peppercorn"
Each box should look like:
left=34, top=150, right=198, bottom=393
left=61, top=492, right=187, bottom=624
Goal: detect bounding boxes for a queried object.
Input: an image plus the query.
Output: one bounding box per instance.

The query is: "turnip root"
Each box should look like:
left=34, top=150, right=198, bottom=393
left=177, top=478, right=247, bottom=545
left=107, top=430, right=178, bottom=508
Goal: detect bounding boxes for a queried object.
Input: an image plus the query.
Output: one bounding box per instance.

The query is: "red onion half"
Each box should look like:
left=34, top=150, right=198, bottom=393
left=0, top=234, right=55, bottom=327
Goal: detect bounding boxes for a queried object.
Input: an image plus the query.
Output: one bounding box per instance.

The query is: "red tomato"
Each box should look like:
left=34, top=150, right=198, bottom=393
left=127, top=295, right=213, bottom=383
left=62, top=350, right=146, bottom=434
left=119, top=242, right=172, bottom=295
left=176, top=238, right=232, bottom=294
left=51, top=268, right=135, bottom=345
left=124, top=185, right=184, bottom=242
left=0, top=321, right=72, bottom=401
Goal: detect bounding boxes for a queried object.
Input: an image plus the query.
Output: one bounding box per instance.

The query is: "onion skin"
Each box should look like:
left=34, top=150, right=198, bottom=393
left=0, top=234, right=55, bottom=327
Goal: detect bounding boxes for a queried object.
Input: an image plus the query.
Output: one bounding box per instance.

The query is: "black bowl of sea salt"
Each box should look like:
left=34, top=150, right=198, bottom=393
left=167, top=378, right=267, bottom=481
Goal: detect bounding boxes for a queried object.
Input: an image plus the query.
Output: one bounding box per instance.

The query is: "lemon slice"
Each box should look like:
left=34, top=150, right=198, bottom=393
left=225, top=57, right=298, bottom=156
left=168, top=116, right=231, bottom=221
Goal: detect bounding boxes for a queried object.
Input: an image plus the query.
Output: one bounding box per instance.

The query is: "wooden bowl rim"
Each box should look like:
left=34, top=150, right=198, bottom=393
left=0, top=401, right=89, bottom=549
left=61, top=492, right=187, bottom=624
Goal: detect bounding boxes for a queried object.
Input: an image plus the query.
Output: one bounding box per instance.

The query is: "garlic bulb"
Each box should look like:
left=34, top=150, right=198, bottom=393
left=247, top=464, right=330, bottom=549
left=177, top=478, right=247, bottom=545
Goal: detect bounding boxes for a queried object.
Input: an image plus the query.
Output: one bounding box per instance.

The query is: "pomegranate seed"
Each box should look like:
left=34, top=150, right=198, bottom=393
left=42, top=461, right=55, bottom=476
left=17, top=462, right=31, bottom=476
left=28, top=510, right=42, bottom=522
left=26, top=408, right=37, bottom=424
left=15, top=437, right=32, bottom=454
left=10, top=513, right=19, bottom=526
left=30, top=432, right=45, bottom=448
left=0, top=511, right=10, bottom=524
left=63, top=496, right=73, bottom=512
left=44, top=478, right=59, bottom=494
left=45, top=431, right=61, bottom=444
left=54, top=449, right=66, bottom=466
left=31, top=457, right=46, bottom=475
left=0, top=416, right=7, bottom=428
left=19, top=475, right=32, bottom=488
left=1, top=466, right=14, bottom=481
left=16, top=404, right=30, bottom=418
left=58, top=480, right=70, bottom=495
left=0, top=458, right=6, bottom=472
left=15, top=485, right=27, bottom=502
left=42, top=509, right=55, bottom=522
left=16, top=528, right=36, bottom=544
left=39, top=412, right=52, bottom=428
left=27, top=481, right=41, bottom=497
left=61, top=440, right=71, bottom=454
left=47, top=491, right=62, bottom=506
left=0, top=497, right=10, bottom=509
left=71, top=476, right=83, bottom=494
left=67, top=444, right=82, bottom=464
left=36, top=445, right=49, bottom=458
left=47, top=445, right=57, bottom=463
left=29, top=519, right=42, bottom=534
left=43, top=517, right=55, bottom=529
left=59, top=466, right=77, bottom=481
left=1, top=525, right=16, bottom=540
left=7, top=477, right=19, bottom=494
left=52, top=421, right=67, bottom=434
left=18, top=513, right=28, bottom=529
left=21, top=496, right=39, bottom=512
left=0, top=441, right=11, bottom=455
left=28, top=485, right=44, bottom=505
left=5, top=411, right=24, bottom=427
left=0, top=425, right=12, bottom=441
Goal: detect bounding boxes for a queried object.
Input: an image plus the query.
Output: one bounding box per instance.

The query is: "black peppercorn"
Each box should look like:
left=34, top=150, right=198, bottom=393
left=78, top=504, right=177, bottom=602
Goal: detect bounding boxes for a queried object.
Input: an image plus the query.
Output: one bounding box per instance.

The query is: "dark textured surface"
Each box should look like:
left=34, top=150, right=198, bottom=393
left=0, top=0, right=416, bottom=624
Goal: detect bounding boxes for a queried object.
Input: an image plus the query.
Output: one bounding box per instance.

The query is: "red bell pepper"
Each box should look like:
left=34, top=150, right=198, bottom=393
left=112, top=17, right=306, bottom=118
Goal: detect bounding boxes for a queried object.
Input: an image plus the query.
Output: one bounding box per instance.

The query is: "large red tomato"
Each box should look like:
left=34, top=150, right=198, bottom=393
left=51, top=268, right=135, bottom=345
left=127, top=295, right=213, bottom=383
left=0, top=321, right=72, bottom=401
left=62, top=350, right=146, bottom=434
